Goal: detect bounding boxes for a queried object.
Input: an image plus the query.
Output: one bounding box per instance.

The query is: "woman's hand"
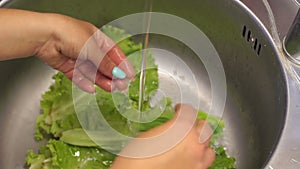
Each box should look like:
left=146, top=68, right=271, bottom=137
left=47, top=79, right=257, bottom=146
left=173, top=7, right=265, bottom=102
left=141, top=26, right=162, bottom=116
left=111, top=104, right=216, bottom=169
left=0, top=9, right=134, bottom=93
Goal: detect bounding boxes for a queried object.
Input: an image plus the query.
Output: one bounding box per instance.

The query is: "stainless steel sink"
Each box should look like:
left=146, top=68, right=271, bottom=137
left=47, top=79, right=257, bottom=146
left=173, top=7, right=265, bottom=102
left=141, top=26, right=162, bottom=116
left=0, top=0, right=299, bottom=169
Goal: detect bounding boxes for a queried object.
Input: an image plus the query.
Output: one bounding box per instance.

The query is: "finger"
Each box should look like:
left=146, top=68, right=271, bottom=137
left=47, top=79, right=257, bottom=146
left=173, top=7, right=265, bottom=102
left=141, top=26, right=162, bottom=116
left=95, top=72, right=114, bottom=92
left=51, top=55, right=95, bottom=93
left=72, top=69, right=96, bottom=93
left=174, top=104, right=198, bottom=124
left=95, top=31, right=135, bottom=79
left=174, top=103, right=182, bottom=112
left=203, top=147, right=216, bottom=168
left=54, top=58, right=75, bottom=74
left=108, top=46, right=135, bottom=79
left=77, top=60, right=97, bottom=80
left=197, top=120, right=213, bottom=144
left=99, top=55, right=116, bottom=78
left=113, top=79, right=128, bottom=91
left=77, top=60, right=114, bottom=91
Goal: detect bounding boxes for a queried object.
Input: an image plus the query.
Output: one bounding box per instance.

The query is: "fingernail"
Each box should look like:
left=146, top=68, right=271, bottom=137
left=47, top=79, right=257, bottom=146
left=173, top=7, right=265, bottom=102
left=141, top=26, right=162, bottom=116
left=112, top=67, right=126, bottom=79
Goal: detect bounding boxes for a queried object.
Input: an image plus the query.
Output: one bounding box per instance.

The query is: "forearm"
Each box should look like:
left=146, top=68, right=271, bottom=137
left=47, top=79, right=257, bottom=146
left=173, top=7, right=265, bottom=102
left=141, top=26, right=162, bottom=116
left=0, top=9, right=133, bottom=93
left=0, top=8, right=54, bottom=60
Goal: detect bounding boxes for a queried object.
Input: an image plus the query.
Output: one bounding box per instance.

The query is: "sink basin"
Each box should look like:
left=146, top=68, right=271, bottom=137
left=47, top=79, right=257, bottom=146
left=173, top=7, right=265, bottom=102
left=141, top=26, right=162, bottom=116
left=0, top=0, right=290, bottom=168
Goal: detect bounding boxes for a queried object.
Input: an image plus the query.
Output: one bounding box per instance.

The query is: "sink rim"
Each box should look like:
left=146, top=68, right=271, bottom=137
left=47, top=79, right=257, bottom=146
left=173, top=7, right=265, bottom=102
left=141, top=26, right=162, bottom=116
left=0, top=0, right=297, bottom=168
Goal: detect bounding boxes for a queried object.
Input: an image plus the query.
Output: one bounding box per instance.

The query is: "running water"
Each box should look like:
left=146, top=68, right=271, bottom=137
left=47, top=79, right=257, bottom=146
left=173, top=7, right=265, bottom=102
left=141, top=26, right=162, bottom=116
left=138, top=0, right=153, bottom=123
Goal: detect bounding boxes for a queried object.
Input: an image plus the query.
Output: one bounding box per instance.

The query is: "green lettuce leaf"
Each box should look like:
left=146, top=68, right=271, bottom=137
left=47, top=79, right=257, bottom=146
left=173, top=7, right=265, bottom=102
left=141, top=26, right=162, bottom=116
left=35, top=73, right=81, bottom=140
left=27, top=25, right=235, bottom=169
left=209, top=147, right=236, bottom=169
left=27, top=140, right=115, bottom=169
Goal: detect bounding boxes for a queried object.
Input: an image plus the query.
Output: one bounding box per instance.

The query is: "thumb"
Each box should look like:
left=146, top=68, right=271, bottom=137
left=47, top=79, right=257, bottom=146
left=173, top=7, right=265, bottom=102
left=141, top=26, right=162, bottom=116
left=197, top=120, right=213, bottom=144
left=173, top=103, right=198, bottom=124
left=175, top=104, right=213, bottom=144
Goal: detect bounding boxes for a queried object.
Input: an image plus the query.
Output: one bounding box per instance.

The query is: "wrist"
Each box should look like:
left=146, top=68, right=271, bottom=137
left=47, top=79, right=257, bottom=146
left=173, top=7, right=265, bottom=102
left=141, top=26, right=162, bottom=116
left=34, top=13, right=76, bottom=59
left=37, top=13, right=98, bottom=59
left=33, top=13, right=61, bottom=58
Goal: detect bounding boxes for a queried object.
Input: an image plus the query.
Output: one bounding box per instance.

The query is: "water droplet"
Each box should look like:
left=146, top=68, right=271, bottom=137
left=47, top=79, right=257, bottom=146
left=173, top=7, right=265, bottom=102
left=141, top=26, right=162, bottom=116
left=74, top=151, right=80, bottom=157
left=290, top=158, right=300, bottom=164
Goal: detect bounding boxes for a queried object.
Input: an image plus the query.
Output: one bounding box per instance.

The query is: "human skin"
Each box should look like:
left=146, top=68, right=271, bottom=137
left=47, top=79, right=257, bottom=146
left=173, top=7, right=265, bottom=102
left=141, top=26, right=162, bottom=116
left=0, top=9, right=215, bottom=169
left=111, top=104, right=215, bottom=169
left=0, top=8, right=134, bottom=92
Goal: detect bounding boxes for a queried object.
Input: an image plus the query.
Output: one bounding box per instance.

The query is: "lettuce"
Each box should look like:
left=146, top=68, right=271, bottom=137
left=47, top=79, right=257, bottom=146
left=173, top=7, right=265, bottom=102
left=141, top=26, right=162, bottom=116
left=209, top=146, right=236, bottom=169
left=26, top=139, right=114, bottom=169
left=35, top=72, right=81, bottom=140
left=26, top=26, right=235, bottom=169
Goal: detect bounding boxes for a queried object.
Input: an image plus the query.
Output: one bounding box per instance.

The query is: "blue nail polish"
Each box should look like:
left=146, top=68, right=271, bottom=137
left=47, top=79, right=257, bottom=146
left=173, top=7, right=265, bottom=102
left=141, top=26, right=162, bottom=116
left=112, top=67, right=126, bottom=79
